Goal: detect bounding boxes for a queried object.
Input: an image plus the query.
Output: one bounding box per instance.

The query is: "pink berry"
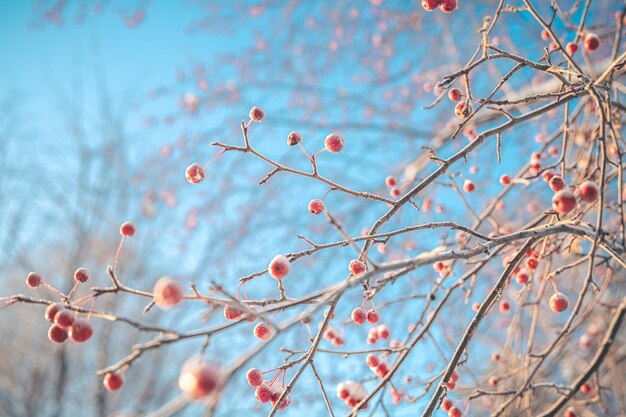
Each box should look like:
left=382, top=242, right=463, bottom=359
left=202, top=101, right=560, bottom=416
left=153, top=277, right=184, bottom=309
left=367, top=309, right=380, bottom=324
left=463, top=179, right=475, bottom=193
left=377, top=324, right=390, bottom=339
left=439, top=0, right=457, bottom=13
left=255, top=383, right=273, bottom=403
left=454, top=102, right=472, bottom=118
left=74, top=267, right=90, bottom=283
left=69, top=319, right=93, bottom=343
left=499, top=301, right=510, bottom=313
left=223, top=305, right=243, bottom=321
left=48, top=324, right=68, bottom=343
left=349, top=259, right=366, bottom=276
left=552, top=190, right=576, bottom=214
left=351, top=307, right=367, bottom=325
left=324, top=133, right=344, bottom=153
left=516, top=269, right=530, bottom=285
left=120, top=221, right=136, bottom=237
left=422, top=0, right=440, bottom=11
left=549, top=175, right=565, bottom=192
left=308, top=199, right=324, bottom=215
left=268, top=254, right=290, bottom=280
left=26, top=272, right=42, bottom=288
left=45, top=303, right=62, bottom=323
left=491, top=353, right=501, bottom=361
left=178, top=358, right=222, bottom=399
left=103, top=372, right=124, bottom=391
left=565, top=407, right=577, bottom=417
left=566, top=42, right=578, bottom=55
left=449, top=406, right=462, bottom=417
left=549, top=292, right=569, bottom=313
left=526, top=257, right=539, bottom=270
left=448, top=88, right=462, bottom=102
left=584, top=33, right=599, bottom=51
left=500, top=175, right=511, bottom=185
left=390, top=187, right=401, bottom=197
left=366, top=353, right=379, bottom=368
left=441, top=398, right=453, bottom=411
left=185, top=163, right=206, bottom=184
left=246, top=368, right=264, bottom=387
left=385, top=176, right=397, bottom=187
left=249, top=106, right=265, bottom=122
left=54, top=309, right=75, bottom=329
left=287, top=131, right=302, bottom=146
left=254, top=323, right=272, bottom=341
left=579, top=180, right=599, bottom=203
left=541, top=30, right=550, bottom=41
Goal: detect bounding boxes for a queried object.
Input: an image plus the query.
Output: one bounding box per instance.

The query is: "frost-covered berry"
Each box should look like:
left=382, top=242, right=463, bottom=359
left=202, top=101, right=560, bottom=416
left=254, top=323, right=272, bottom=341
left=249, top=106, right=265, bottom=122
left=367, top=309, right=380, bottom=324
left=268, top=254, right=290, bottom=280
left=366, top=353, right=379, bottom=368
left=549, top=292, right=569, bottom=313
left=120, top=221, right=136, bottom=237
left=579, top=180, right=599, bottom=203
left=349, top=259, right=366, bottom=276
left=500, top=175, right=511, bottom=185
left=549, top=175, right=565, bottom=192
left=287, top=131, right=302, bottom=146
left=566, top=42, right=578, bottom=55
left=463, top=180, right=475, bottom=193
left=351, top=307, right=367, bottom=325
left=377, top=324, right=390, bottom=339
left=448, top=406, right=462, bottom=417
left=54, top=309, right=75, bottom=329
left=455, top=102, right=472, bottom=118
left=26, top=272, right=42, bottom=288
left=153, top=277, right=184, bottom=309
left=439, top=0, right=457, bottom=13
left=223, top=305, right=243, bottom=321
left=584, top=33, right=599, bottom=51
left=255, top=382, right=273, bottom=403
left=324, top=133, right=344, bottom=153
left=103, top=372, right=124, bottom=391
left=552, top=190, right=576, bottom=214
left=185, top=163, right=206, bottom=184
left=45, top=303, right=62, bottom=323
left=178, top=358, right=222, bottom=399
left=74, top=267, right=90, bottom=283
left=246, top=368, right=264, bottom=387
left=441, top=398, right=453, bottom=411
left=69, top=319, right=93, bottom=343
left=308, top=199, right=324, bottom=215
left=385, top=176, right=397, bottom=187
left=48, top=324, right=68, bottom=343
left=448, top=88, right=462, bottom=102
left=422, top=0, right=440, bottom=11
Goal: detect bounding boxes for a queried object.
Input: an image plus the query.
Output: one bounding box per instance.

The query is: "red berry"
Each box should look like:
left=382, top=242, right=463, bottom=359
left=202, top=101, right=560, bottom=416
left=120, top=221, right=136, bottom=237
left=549, top=176, right=565, bottom=192
left=463, top=179, right=475, bottom=193
left=255, top=383, right=273, bottom=403
left=390, top=187, right=401, bottom=197
left=153, top=277, right=184, bottom=309
left=541, top=30, right=550, bottom=41
left=178, top=358, right=222, bottom=399
left=325, top=133, right=344, bottom=153
left=103, top=372, right=124, bottom=391
left=448, top=406, right=462, bottom=417
left=366, top=353, right=379, bottom=368
left=254, top=323, right=272, bottom=341
left=185, top=163, right=206, bottom=184
left=254, top=382, right=272, bottom=403
left=385, top=176, right=397, bottom=187
left=26, top=272, right=42, bottom=288
left=449, top=371, right=459, bottom=383
left=580, top=383, right=591, bottom=394
left=549, top=292, right=569, bottom=313
left=566, top=42, right=578, bottom=55
left=48, top=324, right=68, bottom=343
left=441, top=398, right=453, bottom=411
left=526, top=257, right=539, bottom=270
left=69, top=319, right=93, bottom=343
left=516, top=269, right=530, bottom=285
left=367, top=309, right=380, bottom=324
left=377, top=324, right=390, bottom=339
left=552, top=190, right=576, bottom=214
left=565, top=407, right=577, bottom=417
left=287, top=131, right=302, bottom=146
left=351, top=307, right=367, bottom=325
left=249, top=106, right=265, bottom=122
left=45, top=303, right=62, bottom=323
left=246, top=368, right=264, bottom=387
left=439, top=0, right=457, bottom=13
left=500, top=175, right=511, bottom=185
left=223, top=305, right=243, bottom=321
left=308, top=199, right=324, bottom=215
left=455, top=102, right=472, bottom=118
left=268, top=254, right=290, bottom=280
left=448, top=88, right=462, bottom=102
left=54, top=309, right=75, bottom=329
left=543, top=171, right=554, bottom=182
left=349, top=259, right=366, bottom=276
left=74, top=267, right=90, bottom=283
left=500, top=301, right=510, bottom=313
left=584, top=33, right=599, bottom=51
left=579, top=180, right=599, bottom=203
left=491, top=353, right=501, bottom=361
left=422, top=0, right=440, bottom=11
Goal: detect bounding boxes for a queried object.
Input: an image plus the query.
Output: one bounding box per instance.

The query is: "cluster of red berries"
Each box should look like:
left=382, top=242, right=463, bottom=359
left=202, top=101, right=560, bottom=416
left=540, top=29, right=599, bottom=54
left=367, top=323, right=390, bottom=345
left=441, top=397, right=462, bottom=416
left=351, top=307, right=379, bottom=325
left=385, top=175, right=401, bottom=197
left=365, top=352, right=389, bottom=378
left=323, top=324, right=345, bottom=346
left=543, top=171, right=599, bottom=214
left=422, top=0, right=458, bottom=13
left=44, top=303, right=94, bottom=344
left=336, top=381, right=368, bottom=409
left=246, top=368, right=291, bottom=410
